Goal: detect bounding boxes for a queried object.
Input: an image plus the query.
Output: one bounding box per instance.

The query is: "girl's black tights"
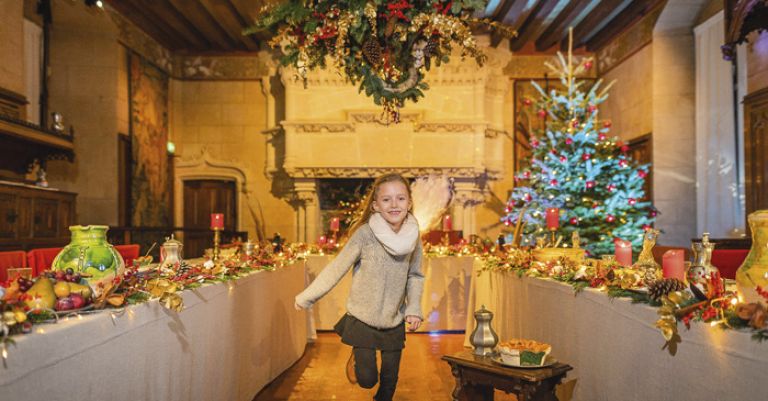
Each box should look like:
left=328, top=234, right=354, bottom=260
left=353, top=347, right=402, bottom=401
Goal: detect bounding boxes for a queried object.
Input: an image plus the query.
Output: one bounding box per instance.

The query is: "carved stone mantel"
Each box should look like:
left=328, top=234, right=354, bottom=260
left=264, top=36, right=513, bottom=240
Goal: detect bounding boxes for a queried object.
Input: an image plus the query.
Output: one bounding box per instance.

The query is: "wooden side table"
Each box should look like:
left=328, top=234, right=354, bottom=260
left=442, top=351, right=573, bottom=401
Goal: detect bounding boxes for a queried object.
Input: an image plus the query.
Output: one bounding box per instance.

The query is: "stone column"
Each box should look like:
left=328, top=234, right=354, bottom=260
left=452, top=178, right=486, bottom=238
left=292, top=178, right=320, bottom=243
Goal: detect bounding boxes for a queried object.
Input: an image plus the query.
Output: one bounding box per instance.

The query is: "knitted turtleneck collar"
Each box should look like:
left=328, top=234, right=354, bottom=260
left=368, top=212, right=420, bottom=256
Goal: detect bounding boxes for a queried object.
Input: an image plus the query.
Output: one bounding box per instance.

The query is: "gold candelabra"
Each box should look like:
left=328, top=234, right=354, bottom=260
left=213, top=227, right=222, bottom=263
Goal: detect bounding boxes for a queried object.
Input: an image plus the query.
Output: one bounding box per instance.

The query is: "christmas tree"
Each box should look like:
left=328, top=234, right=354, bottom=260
left=503, top=42, right=657, bottom=257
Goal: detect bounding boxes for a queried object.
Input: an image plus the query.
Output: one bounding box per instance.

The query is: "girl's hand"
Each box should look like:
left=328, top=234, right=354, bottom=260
left=294, top=301, right=303, bottom=311
left=405, top=315, right=422, bottom=331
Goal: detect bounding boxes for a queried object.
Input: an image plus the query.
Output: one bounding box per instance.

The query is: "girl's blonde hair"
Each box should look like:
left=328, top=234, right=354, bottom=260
left=347, top=173, right=413, bottom=236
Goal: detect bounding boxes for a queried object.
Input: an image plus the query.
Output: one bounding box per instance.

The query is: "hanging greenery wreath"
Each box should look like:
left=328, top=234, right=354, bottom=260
left=245, top=0, right=515, bottom=121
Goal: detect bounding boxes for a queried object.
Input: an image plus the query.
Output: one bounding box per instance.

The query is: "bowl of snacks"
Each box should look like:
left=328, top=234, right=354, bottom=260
left=496, top=339, right=553, bottom=367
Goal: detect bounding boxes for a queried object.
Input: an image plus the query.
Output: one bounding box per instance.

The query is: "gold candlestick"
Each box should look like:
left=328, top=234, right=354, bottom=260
left=213, top=227, right=222, bottom=262
left=549, top=228, right=557, bottom=247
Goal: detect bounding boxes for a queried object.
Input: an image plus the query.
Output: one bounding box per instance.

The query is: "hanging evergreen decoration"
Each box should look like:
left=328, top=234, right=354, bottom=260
left=244, top=0, right=515, bottom=121
left=502, top=30, right=657, bottom=256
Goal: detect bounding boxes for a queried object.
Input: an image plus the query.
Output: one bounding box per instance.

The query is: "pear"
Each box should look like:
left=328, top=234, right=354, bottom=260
left=54, top=281, right=71, bottom=298
left=24, top=278, right=56, bottom=310
left=68, top=282, right=93, bottom=300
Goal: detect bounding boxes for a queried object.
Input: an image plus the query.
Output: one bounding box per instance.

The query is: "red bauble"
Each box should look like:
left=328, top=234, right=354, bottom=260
left=592, top=202, right=599, bottom=209
left=550, top=179, right=558, bottom=186
left=565, top=137, right=574, bottom=145
left=628, top=198, right=637, bottom=205
left=559, top=155, right=567, bottom=162
left=587, top=105, right=597, bottom=113
left=621, top=145, right=630, bottom=153
left=607, top=184, right=616, bottom=192
left=606, top=215, right=616, bottom=223
left=523, top=98, right=532, bottom=106
left=523, top=171, right=531, bottom=178
left=642, top=224, right=652, bottom=231
left=618, top=159, right=628, bottom=168
left=584, top=60, right=593, bottom=70
left=638, top=170, right=647, bottom=178
left=598, top=133, right=606, bottom=141
left=586, top=181, right=596, bottom=189
left=582, top=153, right=591, bottom=161
left=569, top=217, right=578, bottom=225
left=603, top=120, right=612, bottom=128
left=649, top=210, right=657, bottom=217
left=550, top=148, right=558, bottom=154
left=538, top=109, right=547, bottom=118
left=531, top=139, right=540, bottom=148
left=572, top=119, right=580, bottom=128
left=504, top=220, right=511, bottom=226
left=524, top=193, right=532, bottom=202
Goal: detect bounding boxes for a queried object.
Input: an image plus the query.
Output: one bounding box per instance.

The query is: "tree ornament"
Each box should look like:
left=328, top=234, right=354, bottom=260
left=585, top=181, right=595, bottom=189
left=587, top=104, right=597, bottom=113
left=582, top=153, right=591, bottom=161
left=537, top=109, right=547, bottom=118
left=603, top=120, right=612, bottom=128
left=584, top=60, right=593, bottom=70
left=598, top=133, right=606, bottom=141
left=570, top=217, right=578, bottom=225
left=559, top=155, right=567, bottom=162
left=606, top=215, right=616, bottom=223
left=606, top=184, right=616, bottom=192
left=550, top=179, right=558, bottom=186
left=571, top=119, right=580, bottom=128
left=531, top=138, right=540, bottom=148
left=618, top=159, right=628, bottom=168
left=628, top=198, right=637, bottom=206
left=638, top=170, right=648, bottom=179
left=565, top=136, right=573, bottom=145
left=620, top=144, right=630, bottom=153
left=648, top=278, right=686, bottom=302
left=362, top=39, right=383, bottom=67
left=523, top=98, right=532, bottom=106
left=642, top=224, right=652, bottom=231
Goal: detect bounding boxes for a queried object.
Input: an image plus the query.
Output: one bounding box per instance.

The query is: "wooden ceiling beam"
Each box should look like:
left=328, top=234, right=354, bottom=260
left=585, top=0, right=664, bottom=51
left=166, top=0, right=237, bottom=51
left=198, top=0, right=260, bottom=51
left=490, top=0, right=528, bottom=47
left=153, top=0, right=214, bottom=50
left=509, top=0, right=560, bottom=52
left=106, top=0, right=188, bottom=50
left=534, top=0, right=592, bottom=51
left=564, top=0, right=626, bottom=50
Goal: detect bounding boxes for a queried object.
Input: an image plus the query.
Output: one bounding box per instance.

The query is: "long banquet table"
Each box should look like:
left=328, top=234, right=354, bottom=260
left=0, top=261, right=307, bottom=401
left=305, top=254, right=473, bottom=333
left=464, top=260, right=768, bottom=401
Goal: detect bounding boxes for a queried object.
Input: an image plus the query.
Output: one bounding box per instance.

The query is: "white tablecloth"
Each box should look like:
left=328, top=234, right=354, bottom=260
left=464, top=260, right=768, bottom=401
left=0, top=261, right=308, bottom=401
left=305, top=254, right=474, bottom=332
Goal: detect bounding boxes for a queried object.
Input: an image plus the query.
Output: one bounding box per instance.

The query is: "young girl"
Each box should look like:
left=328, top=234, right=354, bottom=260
left=295, top=173, right=424, bottom=401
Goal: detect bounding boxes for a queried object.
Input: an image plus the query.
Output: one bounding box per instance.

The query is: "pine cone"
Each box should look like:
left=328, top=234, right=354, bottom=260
left=424, top=35, right=440, bottom=57
left=647, top=278, right=686, bottom=302
left=363, top=39, right=382, bottom=67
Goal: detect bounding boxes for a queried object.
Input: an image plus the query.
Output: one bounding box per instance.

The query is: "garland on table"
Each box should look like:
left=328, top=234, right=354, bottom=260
left=245, top=0, right=516, bottom=121
left=478, top=249, right=767, bottom=351
left=0, top=243, right=308, bottom=362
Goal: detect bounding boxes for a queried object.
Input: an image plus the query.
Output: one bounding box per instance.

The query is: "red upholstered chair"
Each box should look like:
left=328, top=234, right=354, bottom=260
left=27, top=247, right=63, bottom=277
left=711, top=249, right=749, bottom=280
left=0, top=250, right=27, bottom=283
left=114, top=244, right=140, bottom=267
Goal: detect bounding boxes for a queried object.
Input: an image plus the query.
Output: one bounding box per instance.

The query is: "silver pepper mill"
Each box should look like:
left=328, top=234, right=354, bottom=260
left=470, top=305, right=499, bottom=356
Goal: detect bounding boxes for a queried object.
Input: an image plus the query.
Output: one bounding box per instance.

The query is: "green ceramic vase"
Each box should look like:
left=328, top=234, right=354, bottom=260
left=736, top=210, right=768, bottom=305
left=52, top=225, right=125, bottom=297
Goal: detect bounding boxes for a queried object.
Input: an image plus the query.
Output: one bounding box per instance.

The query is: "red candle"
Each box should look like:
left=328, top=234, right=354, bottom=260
left=210, top=213, right=224, bottom=230
left=545, top=208, right=560, bottom=230
left=330, top=217, right=340, bottom=232
left=442, top=215, right=452, bottom=232
left=614, top=239, right=632, bottom=266
left=662, top=249, right=685, bottom=281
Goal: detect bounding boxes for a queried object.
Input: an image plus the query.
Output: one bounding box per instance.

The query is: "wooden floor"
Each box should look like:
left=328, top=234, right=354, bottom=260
left=253, top=332, right=516, bottom=401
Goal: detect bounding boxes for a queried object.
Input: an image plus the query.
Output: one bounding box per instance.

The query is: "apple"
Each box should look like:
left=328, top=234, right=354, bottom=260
left=70, top=293, right=85, bottom=309
left=55, top=297, right=74, bottom=311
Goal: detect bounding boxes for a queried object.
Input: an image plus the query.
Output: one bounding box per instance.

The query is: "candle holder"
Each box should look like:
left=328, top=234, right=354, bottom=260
left=548, top=228, right=557, bottom=247
left=212, top=227, right=222, bottom=263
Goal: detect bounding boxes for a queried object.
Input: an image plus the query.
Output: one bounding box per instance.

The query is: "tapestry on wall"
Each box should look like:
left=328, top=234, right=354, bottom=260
left=129, top=54, right=171, bottom=226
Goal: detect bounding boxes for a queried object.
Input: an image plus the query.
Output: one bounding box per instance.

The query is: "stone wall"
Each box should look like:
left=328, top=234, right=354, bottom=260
left=170, top=78, right=295, bottom=241
left=46, top=1, right=125, bottom=225
left=0, top=0, right=25, bottom=96
left=599, top=45, right=653, bottom=142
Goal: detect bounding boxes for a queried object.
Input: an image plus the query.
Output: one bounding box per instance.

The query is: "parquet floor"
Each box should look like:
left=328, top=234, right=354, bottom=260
left=253, top=332, right=517, bottom=401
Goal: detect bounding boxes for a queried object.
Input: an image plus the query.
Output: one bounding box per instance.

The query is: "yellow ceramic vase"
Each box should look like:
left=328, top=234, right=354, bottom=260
left=736, top=210, right=768, bottom=305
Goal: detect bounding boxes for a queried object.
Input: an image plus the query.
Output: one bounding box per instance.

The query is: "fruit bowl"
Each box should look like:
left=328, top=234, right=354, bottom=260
left=497, top=339, right=552, bottom=367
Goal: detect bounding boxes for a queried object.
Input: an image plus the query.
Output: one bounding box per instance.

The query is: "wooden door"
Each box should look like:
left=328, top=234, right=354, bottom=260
left=33, top=198, right=59, bottom=238
left=745, top=87, right=768, bottom=225
left=183, top=180, right=237, bottom=258
left=0, top=192, right=17, bottom=239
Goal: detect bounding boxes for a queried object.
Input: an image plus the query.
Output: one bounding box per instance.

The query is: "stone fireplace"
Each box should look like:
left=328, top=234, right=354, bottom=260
left=263, top=38, right=513, bottom=242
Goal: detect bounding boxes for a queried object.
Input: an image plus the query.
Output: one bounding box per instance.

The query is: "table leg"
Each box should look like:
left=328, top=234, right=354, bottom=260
left=449, top=365, right=494, bottom=401
left=517, top=379, right=559, bottom=401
